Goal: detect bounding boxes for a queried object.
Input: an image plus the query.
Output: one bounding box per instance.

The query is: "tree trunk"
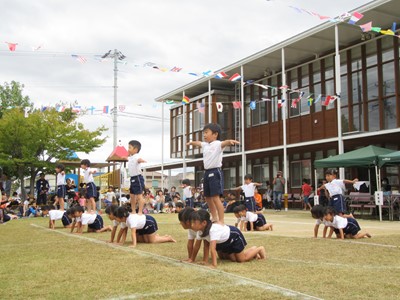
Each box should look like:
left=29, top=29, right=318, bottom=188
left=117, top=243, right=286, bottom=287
left=30, top=168, right=37, bottom=199
left=18, top=165, right=26, bottom=201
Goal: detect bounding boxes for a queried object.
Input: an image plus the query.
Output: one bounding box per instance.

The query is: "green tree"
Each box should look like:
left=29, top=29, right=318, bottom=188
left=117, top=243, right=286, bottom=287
left=0, top=81, right=32, bottom=118
left=0, top=82, right=107, bottom=200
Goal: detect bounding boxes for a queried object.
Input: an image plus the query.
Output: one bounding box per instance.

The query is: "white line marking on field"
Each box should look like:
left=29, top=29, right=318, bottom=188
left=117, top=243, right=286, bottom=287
left=271, top=258, right=400, bottom=270
left=106, top=284, right=240, bottom=300
left=340, top=240, right=399, bottom=248
left=31, top=224, right=322, bottom=300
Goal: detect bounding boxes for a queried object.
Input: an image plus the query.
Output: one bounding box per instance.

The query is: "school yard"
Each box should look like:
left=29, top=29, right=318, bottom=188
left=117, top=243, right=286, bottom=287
left=1, top=210, right=399, bottom=300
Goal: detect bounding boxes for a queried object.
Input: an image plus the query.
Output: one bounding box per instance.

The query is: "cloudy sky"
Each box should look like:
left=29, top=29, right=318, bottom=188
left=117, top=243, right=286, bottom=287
left=1, top=0, right=371, bottom=169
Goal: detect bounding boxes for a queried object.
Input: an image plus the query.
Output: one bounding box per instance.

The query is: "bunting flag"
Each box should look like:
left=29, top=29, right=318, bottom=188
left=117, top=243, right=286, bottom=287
left=72, top=106, right=81, bottom=113
left=279, top=85, right=289, bottom=90
left=32, top=44, right=43, bottom=51
left=314, top=94, right=322, bottom=104
left=261, top=98, right=271, bottom=101
left=307, top=94, right=314, bottom=107
left=291, top=99, right=297, bottom=108
left=229, top=73, right=242, bottom=82
left=254, top=83, right=271, bottom=90
left=380, top=29, right=394, bottom=36
left=5, top=42, right=17, bottom=51
left=41, top=106, right=48, bottom=112
left=322, top=95, right=332, bottom=106
left=348, top=12, right=364, bottom=25
left=170, top=67, right=182, bottom=72
left=196, top=102, right=205, bottom=114
left=119, top=105, right=126, bottom=112
left=360, top=22, right=372, bottom=32
left=250, top=101, right=256, bottom=110
left=165, top=100, right=175, bottom=105
left=182, top=96, right=190, bottom=104
left=56, top=105, right=65, bottom=112
left=216, top=102, right=223, bottom=112
left=103, top=106, right=109, bottom=113
left=278, top=99, right=285, bottom=108
left=87, top=106, right=96, bottom=114
left=232, top=101, right=242, bottom=109
left=71, top=54, right=87, bottom=64
left=202, top=70, right=213, bottom=77
left=392, top=22, right=397, bottom=33
left=215, top=72, right=228, bottom=79
left=371, top=27, right=381, bottom=33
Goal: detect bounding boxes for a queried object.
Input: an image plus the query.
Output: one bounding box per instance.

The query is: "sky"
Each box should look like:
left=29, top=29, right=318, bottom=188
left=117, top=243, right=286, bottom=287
left=0, top=0, right=372, bottom=170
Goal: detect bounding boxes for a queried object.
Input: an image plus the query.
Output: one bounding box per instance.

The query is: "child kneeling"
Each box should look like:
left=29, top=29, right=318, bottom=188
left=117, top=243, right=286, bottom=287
left=114, top=206, right=176, bottom=247
left=233, top=205, right=273, bottom=231
left=71, top=206, right=112, bottom=234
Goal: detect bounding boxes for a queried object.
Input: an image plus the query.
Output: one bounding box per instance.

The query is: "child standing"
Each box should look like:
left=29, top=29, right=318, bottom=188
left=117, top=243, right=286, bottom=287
left=233, top=205, right=273, bottom=232
left=186, top=123, right=239, bottom=224
left=54, top=164, right=66, bottom=211
left=178, top=207, right=202, bottom=262
left=182, top=179, right=194, bottom=208
left=80, top=159, right=97, bottom=212
left=127, top=140, right=146, bottom=215
left=189, top=210, right=266, bottom=268
left=322, top=169, right=358, bottom=216
left=301, top=179, right=312, bottom=211
left=236, top=174, right=262, bottom=212
left=323, top=207, right=371, bottom=239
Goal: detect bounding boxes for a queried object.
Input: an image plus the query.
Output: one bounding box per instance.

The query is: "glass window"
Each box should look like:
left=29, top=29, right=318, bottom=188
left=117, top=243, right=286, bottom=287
left=312, top=83, right=322, bottom=112
left=289, top=91, right=300, bottom=117
left=272, top=156, right=279, bottom=175
left=366, top=41, right=377, bottom=67
left=353, top=103, right=364, bottom=132
left=290, top=69, right=298, bottom=90
left=271, top=96, right=278, bottom=122
left=193, top=109, right=205, bottom=132
left=251, top=103, right=260, bottom=125
left=382, top=62, right=395, bottom=97
left=260, top=100, right=268, bottom=124
left=366, top=66, right=379, bottom=100
left=383, top=96, right=397, bottom=130
left=313, top=61, right=321, bottom=83
left=352, top=70, right=363, bottom=104
left=340, top=75, right=348, bottom=107
left=290, top=160, right=311, bottom=188
left=175, top=115, right=183, bottom=136
left=253, top=164, right=269, bottom=184
left=301, top=65, right=309, bottom=87
left=341, top=107, right=349, bottom=133
left=223, top=168, right=236, bottom=190
left=368, top=100, right=380, bottom=131
left=327, top=149, right=337, bottom=157
left=382, top=38, right=394, bottom=62
left=246, top=103, right=251, bottom=128
left=324, top=79, right=335, bottom=110
left=351, top=46, right=362, bottom=71
left=325, top=57, right=334, bottom=80
left=300, top=86, right=310, bottom=115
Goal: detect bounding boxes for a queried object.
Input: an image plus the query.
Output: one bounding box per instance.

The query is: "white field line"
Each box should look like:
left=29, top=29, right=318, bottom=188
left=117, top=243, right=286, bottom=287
left=106, top=284, right=241, bottom=300
left=31, top=224, right=322, bottom=300
left=270, top=258, right=400, bottom=270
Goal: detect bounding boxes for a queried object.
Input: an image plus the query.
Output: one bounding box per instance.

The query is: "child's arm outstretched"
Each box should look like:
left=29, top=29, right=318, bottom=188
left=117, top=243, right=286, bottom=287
left=137, top=158, right=147, bottom=163
left=343, top=178, right=358, bottom=184
left=186, top=141, right=202, bottom=148
left=221, top=139, right=240, bottom=148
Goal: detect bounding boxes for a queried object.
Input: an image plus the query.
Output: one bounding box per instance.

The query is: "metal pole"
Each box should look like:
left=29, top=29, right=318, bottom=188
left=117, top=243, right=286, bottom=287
left=335, top=25, right=345, bottom=179
left=113, top=49, right=118, bottom=149
left=161, top=101, right=165, bottom=193
left=208, top=80, right=212, bottom=123
left=281, top=48, right=289, bottom=204
left=240, top=65, right=246, bottom=182
left=182, top=91, right=187, bottom=180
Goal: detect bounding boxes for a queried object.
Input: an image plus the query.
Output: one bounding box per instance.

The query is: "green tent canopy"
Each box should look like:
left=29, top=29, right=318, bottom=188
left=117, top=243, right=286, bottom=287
left=314, top=145, right=395, bottom=168
left=378, top=151, right=400, bottom=167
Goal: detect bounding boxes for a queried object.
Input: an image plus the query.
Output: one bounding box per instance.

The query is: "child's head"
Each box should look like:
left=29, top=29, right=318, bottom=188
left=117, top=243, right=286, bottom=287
left=302, top=179, right=308, bottom=184
left=156, top=190, right=163, bottom=196
left=189, top=210, right=211, bottom=236
left=41, top=205, right=50, bottom=215
left=114, top=206, right=130, bottom=222
left=80, top=159, right=91, bottom=169
left=105, top=204, right=118, bottom=220
left=108, top=186, right=114, bottom=191
left=78, top=193, right=85, bottom=198
left=244, top=174, right=253, bottom=184
left=233, top=204, right=246, bottom=218
left=73, top=205, right=85, bottom=217
left=325, top=169, right=338, bottom=182
left=175, top=201, right=184, bottom=213
left=311, top=205, right=325, bottom=220
left=39, top=173, right=45, bottom=178
left=171, top=186, right=176, bottom=192
left=178, top=207, right=195, bottom=229
left=55, top=164, right=65, bottom=173
left=323, top=207, right=336, bottom=222
left=66, top=208, right=74, bottom=219
left=203, top=123, right=222, bottom=142
left=182, top=179, right=190, bottom=187
left=128, top=140, right=141, bottom=155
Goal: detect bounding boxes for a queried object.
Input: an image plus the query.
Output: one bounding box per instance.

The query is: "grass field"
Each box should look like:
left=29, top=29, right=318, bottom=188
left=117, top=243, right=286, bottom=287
left=1, top=210, right=399, bottom=300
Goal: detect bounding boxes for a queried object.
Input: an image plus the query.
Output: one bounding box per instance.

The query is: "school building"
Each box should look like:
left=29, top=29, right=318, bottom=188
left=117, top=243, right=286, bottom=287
left=149, top=0, right=400, bottom=194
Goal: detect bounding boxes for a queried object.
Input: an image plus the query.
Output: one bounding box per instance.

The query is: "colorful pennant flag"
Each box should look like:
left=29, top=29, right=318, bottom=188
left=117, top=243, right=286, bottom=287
left=360, top=22, right=372, bottom=32
left=170, top=67, right=182, bottom=72
left=392, top=22, right=397, bottom=33
left=216, top=102, right=223, bottom=112
left=215, top=72, right=228, bottom=79
left=254, top=83, right=271, bottom=90
left=71, top=54, right=87, bottom=64
left=32, top=44, right=43, bottom=51
left=250, top=101, right=256, bottom=110
left=279, top=85, right=289, bottom=90
left=202, top=70, right=213, bottom=77
left=348, top=12, right=364, bottom=25
left=182, top=96, right=190, bottom=104
left=165, top=100, right=175, bottom=105
left=278, top=99, right=285, bottom=108
left=5, top=42, right=17, bottom=51
left=232, top=101, right=242, bottom=109
left=197, top=102, right=205, bottom=114
left=314, top=94, right=322, bottom=104
left=307, top=96, right=314, bottom=107
left=56, top=105, right=65, bottom=112
left=87, top=106, right=96, bottom=114
left=380, top=29, right=394, bottom=36
left=322, top=95, right=332, bottom=106
left=229, top=73, right=242, bottom=82
left=103, top=106, right=109, bottom=113
left=72, top=106, right=81, bottom=113
left=291, top=99, right=297, bottom=108
left=119, top=105, right=126, bottom=112
left=371, top=27, right=381, bottom=33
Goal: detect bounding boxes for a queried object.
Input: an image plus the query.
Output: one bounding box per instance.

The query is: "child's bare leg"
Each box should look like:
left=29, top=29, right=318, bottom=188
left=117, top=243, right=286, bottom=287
left=146, top=233, right=176, bottom=243
left=137, top=194, right=144, bottom=215
left=257, top=224, right=273, bottom=231
left=205, top=197, right=218, bottom=222
left=354, top=231, right=371, bottom=239
left=130, top=194, right=137, bottom=213
left=211, top=195, right=224, bottom=224
left=235, top=246, right=266, bottom=262
left=59, top=198, right=65, bottom=211
left=90, top=198, right=96, bottom=212
left=97, top=225, right=112, bottom=233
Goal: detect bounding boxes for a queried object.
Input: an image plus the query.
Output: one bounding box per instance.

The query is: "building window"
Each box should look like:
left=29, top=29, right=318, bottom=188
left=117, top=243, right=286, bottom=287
left=383, top=96, right=396, bottom=130
left=175, top=115, right=183, bottom=136
left=253, top=164, right=269, bottom=184
left=223, top=167, right=236, bottom=190
left=290, top=160, right=311, bottom=188
left=193, top=109, right=205, bottom=132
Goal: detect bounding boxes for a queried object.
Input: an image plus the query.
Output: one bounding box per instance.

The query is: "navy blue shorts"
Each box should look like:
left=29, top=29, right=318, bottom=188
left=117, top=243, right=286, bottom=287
left=137, top=215, right=158, bottom=235
left=185, top=197, right=194, bottom=208
left=329, top=194, right=346, bottom=214
left=333, top=218, right=361, bottom=236
left=203, top=168, right=224, bottom=197
left=244, top=197, right=256, bottom=212
left=3, top=214, right=11, bottom=223
left=130, top=175, right=145, bottom=195
left=246, top=214, right=267, bottom=230
left=61, top=212, right=72, bottom=226
left=57, top=185, right=66, bottom=198
left=216, top=225, right=247, bottom=254
left=86, top=182, right=97, bottom=199
left=88, top=214, right=103, bottom=230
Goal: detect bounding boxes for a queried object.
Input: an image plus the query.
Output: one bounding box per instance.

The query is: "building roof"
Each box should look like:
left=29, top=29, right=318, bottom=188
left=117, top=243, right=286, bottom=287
left=106, top=145, right=129, bottom=162
left=155, top=0, right=396, bottom=102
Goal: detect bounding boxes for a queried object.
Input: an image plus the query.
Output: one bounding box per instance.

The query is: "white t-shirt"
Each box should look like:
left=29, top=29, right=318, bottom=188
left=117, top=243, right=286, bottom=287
left=326, top=215, right=348, bottom=229
left=241, top=211, right=258, bottom=223
left=83, top=168, right=94, bottom=183
left=241, top=183, right=256, bottom=197
left=315, top=218, right=330, bottom=226
left=196, top=223, right=230, bottom=243
left=49, top=210, right=65, bottom=221
left=120, top=196, right=129, bottom=204
left=106, top=192, right=115, bottom=202
left=80, top=213, right=97, bottom=225
left=325, top=180, right=345, bottom=197
left=183, top=186, right=192, bottom=199
left=113, top=219, right=127, bottom=229
left=201, top=140, right=225, bottom=170
left=128, top=154, right=142, bottom=176
left=56, top=173, right=66, bottom=186
left=187, top=229, right=197, bottom=240
left=126, top=213, right=146, bottom=229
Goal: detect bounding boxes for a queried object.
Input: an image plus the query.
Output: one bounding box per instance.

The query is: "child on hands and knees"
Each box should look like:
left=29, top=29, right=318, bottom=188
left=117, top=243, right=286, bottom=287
left=186, top=123, right=239, bottom=224
left=189, top=210, right=266, bottom=268
left=178, top=207, right=202, bottom=262
left=311, top=205, right=330, bottom=238
left=42, top=205, right=73, bottom=229
left=128, top=140, right=146, bottom=215
left=233, top=205, right=273, bottom=232
left=71, top=206, right=112, bottom=234
left=114, top=206, right=176, bottom=248
left=80, top=159, right=97, bottom=213
left=324, top=207, right=371, bottom=239
left=105, top=204, right=128, bottom=244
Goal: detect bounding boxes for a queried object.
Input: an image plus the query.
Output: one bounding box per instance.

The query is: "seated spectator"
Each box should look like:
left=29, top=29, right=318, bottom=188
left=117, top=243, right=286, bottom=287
left=119, top=194, right=129, bottom=205
left=225, top=192, right=240, bottom=213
